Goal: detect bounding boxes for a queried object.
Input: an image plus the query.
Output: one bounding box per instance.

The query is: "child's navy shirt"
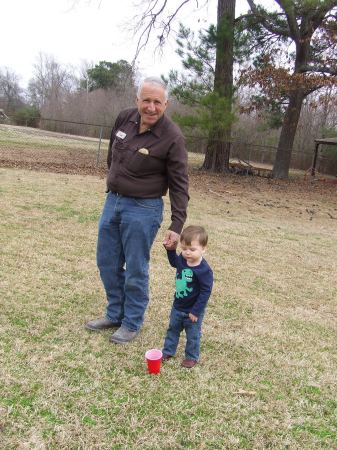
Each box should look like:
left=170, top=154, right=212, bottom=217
left=167, top=250, right=213, bottom=317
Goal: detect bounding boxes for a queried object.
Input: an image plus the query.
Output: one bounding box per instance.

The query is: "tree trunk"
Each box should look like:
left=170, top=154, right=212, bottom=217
left=272, top=89, right=306, bottom=179
left=271, top=4, right=317, bottom=179
left=203, top=127, right=231, bottom=171
left=202, top=0, right=235, bottom=172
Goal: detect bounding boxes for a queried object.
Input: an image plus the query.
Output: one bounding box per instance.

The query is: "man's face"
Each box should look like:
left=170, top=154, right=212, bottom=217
left=136, top=82, right=168, bottom=129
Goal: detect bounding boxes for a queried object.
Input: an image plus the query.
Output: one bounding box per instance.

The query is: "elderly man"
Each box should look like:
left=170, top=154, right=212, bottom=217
left=85, top=76, right=189, bottom=343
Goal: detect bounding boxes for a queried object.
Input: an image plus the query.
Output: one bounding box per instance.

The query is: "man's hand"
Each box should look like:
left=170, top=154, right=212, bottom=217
left=163, top=230, right=180, bottom=250
left=189, top=313, right=198, bottom=322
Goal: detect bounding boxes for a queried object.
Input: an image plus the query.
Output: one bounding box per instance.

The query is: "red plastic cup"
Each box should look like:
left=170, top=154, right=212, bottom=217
left=145, top=349, right=163, bottom=374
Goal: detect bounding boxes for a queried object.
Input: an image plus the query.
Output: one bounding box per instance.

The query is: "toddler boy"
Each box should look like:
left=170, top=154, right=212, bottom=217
left=162, top=225, right=213, bottom=368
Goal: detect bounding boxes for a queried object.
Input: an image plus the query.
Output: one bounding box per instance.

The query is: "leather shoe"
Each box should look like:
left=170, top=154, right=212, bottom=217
left=110, top=326, right=138, bottom=344
left=85, top=317, right=121, bottom=331
left=162, top=354, right=173, bottom=361
left=181, top=359, right=198, bottom=368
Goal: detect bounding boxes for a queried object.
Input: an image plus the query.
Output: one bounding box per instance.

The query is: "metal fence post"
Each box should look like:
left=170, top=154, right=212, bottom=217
left=311, top=142, right=320, bottom=176
left=96, top=126, right=103, bottom=166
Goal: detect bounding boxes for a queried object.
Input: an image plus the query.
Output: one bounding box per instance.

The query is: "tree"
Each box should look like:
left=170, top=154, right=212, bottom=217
left=240, top=0, right=337, bottom=178
left=13, top=106, right=40, bottom=127
left=134, top=0, right=236, bottom=173
left=0, top=67, right=23, bottom=113
left=85, top=60, right=135, bottom=92
left=166, top=23, right=223, bottom=130
left=203, top=0, right=235, bottom=171
left=77, top=60, right=95, bottom=94
left=28, top=53, right=75, bottom=114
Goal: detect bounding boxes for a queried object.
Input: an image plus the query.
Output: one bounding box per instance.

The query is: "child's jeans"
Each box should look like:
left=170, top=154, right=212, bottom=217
left=162, top=307, right=204, bottom=361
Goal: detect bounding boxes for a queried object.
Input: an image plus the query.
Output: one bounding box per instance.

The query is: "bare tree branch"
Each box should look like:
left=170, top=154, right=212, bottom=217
left=300, top=65, right=337, bottom=75
left=132, top=0, right=205, bottom=62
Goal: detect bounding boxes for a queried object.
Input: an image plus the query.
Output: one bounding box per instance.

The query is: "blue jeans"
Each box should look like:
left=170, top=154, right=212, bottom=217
left=97, top=192, right=163, bottom=331
left=163, top=307, right=204, bottom=361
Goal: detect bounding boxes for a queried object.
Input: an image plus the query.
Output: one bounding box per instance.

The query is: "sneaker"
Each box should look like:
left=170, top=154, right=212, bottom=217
left=85, top=317, right=121, bottom=331
left=181, top=359, right=198, bottom=368
left=162, top=354, right=173, bottom=362
left=110, top=326, right=139, bottom=344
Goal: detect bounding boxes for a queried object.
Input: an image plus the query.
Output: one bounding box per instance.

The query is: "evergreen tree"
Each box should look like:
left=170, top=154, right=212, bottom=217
left=86, top=60, right=135, bottom=92
left=168, top=0, right=236, bottom=172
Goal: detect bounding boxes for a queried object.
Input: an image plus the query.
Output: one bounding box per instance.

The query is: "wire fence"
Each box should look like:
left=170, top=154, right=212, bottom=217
left=0, top=117, right=336, bottom=176
left=0, top=119, right=110, bottom=173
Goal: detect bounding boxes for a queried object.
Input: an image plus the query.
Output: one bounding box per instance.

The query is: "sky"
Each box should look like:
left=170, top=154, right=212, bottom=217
left=2, top=1, right=276, bottom=89
left=1, top=0, right=219, bottom=88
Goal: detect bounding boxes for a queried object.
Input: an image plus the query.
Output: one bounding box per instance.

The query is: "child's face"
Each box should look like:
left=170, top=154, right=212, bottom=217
left=180, top=239, right=206, bottom=266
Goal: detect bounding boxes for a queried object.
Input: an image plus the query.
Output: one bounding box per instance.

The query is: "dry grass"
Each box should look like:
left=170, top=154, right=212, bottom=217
left=0, top=167, right=337, bottom=449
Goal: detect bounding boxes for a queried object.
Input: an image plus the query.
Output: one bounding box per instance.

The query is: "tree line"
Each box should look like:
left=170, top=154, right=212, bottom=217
left=0, top=0, right=336, bottom=178
left=0, top=55, right=137, bottom=131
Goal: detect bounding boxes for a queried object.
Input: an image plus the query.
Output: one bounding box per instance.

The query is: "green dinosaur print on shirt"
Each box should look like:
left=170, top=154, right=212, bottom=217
left=175, top=268, right=193, bottom=298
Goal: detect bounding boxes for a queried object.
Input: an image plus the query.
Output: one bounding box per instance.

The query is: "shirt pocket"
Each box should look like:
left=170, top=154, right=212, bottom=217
left=127, top=149, right=165, bottom=175
left=112, top=138, right=129, bottom=162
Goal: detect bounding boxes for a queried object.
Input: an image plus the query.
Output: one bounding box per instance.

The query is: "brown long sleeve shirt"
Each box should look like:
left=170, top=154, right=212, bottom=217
left=106, top=108, right=189, bottom=234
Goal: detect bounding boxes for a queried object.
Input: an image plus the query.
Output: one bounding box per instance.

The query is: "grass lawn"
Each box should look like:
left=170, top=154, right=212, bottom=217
left=0, top=167, right=336, bottom=449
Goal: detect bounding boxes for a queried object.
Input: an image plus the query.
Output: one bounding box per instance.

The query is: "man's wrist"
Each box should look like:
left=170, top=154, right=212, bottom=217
left=169, top=223, right=184, bottom=235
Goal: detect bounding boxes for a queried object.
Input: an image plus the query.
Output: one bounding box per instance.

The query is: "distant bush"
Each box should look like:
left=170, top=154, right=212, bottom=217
left=13, top=106, right=40, bottom=127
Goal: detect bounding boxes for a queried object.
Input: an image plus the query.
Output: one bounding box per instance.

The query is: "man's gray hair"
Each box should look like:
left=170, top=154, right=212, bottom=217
left=137, top=76, right=169, bottom=100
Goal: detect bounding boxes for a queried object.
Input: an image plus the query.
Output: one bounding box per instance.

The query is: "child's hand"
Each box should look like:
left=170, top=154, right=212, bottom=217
left=189, top=313, right=198, bottom=322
